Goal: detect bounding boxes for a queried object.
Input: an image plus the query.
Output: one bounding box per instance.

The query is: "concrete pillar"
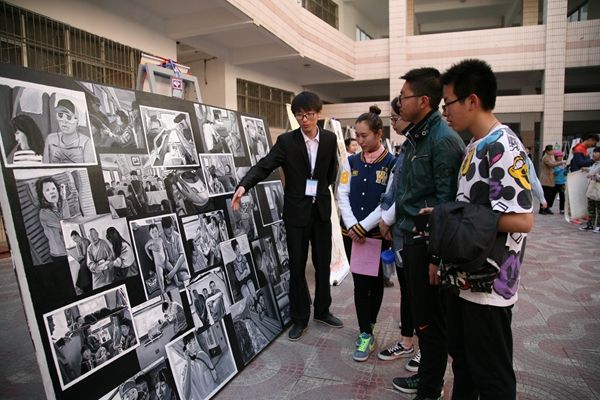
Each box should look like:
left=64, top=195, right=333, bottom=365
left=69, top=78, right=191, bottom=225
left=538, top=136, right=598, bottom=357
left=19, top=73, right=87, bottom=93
left=389, top=0, right=408, bottom=144
left=523, top=0, right=539, bottom=26
left=541, top=0, right=568, bottom=148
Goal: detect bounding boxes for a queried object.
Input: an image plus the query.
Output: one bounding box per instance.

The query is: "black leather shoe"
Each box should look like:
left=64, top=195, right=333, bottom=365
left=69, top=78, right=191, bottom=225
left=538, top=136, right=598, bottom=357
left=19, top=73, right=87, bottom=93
left=314, top=313, right=343, bottom=328
left=288, top=324, right=307, bottom=341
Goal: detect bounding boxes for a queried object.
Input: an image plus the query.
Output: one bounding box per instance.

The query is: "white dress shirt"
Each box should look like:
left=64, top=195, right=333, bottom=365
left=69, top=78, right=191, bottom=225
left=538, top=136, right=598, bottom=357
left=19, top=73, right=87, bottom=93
left=301, top=128, right=320, bottom=176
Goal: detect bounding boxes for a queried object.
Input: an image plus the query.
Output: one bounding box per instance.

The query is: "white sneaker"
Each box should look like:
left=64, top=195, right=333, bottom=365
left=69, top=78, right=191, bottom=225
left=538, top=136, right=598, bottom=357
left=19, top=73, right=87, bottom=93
left=377, top=341, right=414, bottom=360
left=593, top=226, right=600, bottom=234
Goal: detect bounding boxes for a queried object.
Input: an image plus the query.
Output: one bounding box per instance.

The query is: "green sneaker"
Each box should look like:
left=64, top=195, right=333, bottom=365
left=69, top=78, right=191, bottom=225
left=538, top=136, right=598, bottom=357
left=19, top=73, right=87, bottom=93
left=353, top=332, right=375, bottom=362
left=355, top=324, right=375, bottom=347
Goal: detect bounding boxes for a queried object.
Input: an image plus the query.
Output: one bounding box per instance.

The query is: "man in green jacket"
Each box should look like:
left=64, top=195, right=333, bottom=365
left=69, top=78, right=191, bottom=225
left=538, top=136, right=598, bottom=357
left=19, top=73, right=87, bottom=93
left=381, top=68, right=465, bottom=400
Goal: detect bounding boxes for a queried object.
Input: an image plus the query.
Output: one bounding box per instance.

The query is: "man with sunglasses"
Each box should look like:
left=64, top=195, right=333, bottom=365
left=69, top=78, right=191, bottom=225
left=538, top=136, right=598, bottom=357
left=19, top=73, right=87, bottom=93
left=43, top=98, right=95, bottom=164
left=232, top=91, right=341, bottom=341
left=382, top=68, right=464, bottom=399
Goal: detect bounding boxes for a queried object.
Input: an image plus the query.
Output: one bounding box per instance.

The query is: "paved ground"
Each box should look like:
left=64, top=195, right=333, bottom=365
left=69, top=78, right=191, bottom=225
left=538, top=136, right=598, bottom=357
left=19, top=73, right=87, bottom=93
left=1, top=210, right=599, bottom=399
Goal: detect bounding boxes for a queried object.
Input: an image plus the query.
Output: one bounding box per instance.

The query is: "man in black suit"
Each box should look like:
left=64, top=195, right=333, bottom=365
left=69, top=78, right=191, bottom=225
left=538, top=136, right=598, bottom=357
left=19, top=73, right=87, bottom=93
left=232, top=91, right=342, bottom=340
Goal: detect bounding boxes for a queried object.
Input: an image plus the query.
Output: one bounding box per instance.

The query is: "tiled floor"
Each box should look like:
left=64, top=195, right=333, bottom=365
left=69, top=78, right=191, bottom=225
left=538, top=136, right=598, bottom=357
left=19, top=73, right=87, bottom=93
left=1, top=210, right=599, bottom=399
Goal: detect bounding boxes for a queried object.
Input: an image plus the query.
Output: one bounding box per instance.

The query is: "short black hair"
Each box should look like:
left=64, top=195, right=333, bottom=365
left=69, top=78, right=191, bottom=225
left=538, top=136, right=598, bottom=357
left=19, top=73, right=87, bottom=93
left=344, top=138, right=357, bottom=147
left=161, top=216, right=173, bottom=230
left=291, top=91, right=322, bottom=114
left=390, top=96, right=400, bottom=114
left=400, top=67, right=442, bottom=109
left=70, top=230, right=80, bottom=238
left=593, top=146, right=600, bottom=153
left=582, top=133, right=599, bottom=142
left=174, top=113, right=186, bottom=124
left=231, top=239, right=239, bottom=250
left=441, top=59, right=497, bottom=111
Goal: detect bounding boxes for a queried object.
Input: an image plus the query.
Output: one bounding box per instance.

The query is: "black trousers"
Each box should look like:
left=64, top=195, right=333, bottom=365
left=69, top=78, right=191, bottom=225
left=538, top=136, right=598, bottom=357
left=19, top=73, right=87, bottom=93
left=542, top=185, right=557, bottom=209
left=343, top=235, right=385, bottom=335
left=285, top=206, right=332, bottom=326
left=444, top=291, right=516, bottom=400
left=403, top=239, right=446, bottom=398
left=397, top=263, right=414, bottom=338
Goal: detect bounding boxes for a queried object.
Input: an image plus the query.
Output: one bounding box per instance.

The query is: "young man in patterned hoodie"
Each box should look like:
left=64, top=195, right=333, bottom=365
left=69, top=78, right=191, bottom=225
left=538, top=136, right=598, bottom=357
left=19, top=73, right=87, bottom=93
left=439, top=59, right=534, bottom=399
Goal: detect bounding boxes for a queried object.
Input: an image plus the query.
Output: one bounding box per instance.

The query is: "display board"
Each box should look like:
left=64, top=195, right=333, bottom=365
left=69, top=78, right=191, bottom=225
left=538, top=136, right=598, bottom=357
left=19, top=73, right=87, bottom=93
left=0, top=64, right=290, bottom=400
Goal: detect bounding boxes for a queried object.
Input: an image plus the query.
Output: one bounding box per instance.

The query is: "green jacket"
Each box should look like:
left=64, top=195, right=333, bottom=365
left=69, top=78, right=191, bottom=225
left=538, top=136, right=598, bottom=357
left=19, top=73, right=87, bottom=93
left=394, top=111, right=465, bottom=241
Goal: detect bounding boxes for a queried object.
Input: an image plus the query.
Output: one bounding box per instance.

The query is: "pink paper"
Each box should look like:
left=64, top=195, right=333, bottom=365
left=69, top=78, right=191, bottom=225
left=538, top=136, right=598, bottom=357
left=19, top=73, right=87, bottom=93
left=350, top=237, right=381, bottom=277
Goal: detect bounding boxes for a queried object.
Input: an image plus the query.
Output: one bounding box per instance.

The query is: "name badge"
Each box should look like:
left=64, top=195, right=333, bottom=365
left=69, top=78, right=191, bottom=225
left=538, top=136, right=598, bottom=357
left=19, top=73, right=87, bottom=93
left=305, top=179, right=318, bottom=197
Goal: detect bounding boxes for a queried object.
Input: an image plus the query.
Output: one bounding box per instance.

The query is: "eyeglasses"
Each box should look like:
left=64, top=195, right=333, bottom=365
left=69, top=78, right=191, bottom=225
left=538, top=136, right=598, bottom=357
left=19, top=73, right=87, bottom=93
left=442, top=97, right=465, bottom=113
left=398, top=94, right=421, bottom=103
left=294, top=112, right=317, bottom=121
left=56, top=112, right=74, bottom=121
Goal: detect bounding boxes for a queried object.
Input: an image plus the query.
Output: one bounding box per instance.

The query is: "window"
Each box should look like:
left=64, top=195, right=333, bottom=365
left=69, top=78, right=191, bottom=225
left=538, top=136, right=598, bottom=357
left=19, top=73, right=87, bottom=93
left=237, top=79, right=294, bottom=129
left=356, top=26, right=372, bottom=41
left=0, top=2, right=142, bottom=89
left=302, top=0, right=338, bottom=29
left=568, top=1, right=588, bottom=21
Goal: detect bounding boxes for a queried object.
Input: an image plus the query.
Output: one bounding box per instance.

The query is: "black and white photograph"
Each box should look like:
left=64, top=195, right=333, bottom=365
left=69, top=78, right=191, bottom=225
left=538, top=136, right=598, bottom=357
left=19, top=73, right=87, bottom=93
left=186, top=267, right=232, bottom=329
left=129, top=214, right=191, bottom=299
left=194, top=104, right=246, bottom=157
left=0, top=76, right=97, bottom=167
left=220, top=235, right=259, bottom=304
left=132, top=289, right=189, bottom=370
left=99, top=358, right=179, bottom=400
left=240, top=115, right=269, bottom=165
left=43, top=285, right=138, bottom=390
left=139, top=105, right=200, bottom=167
left=251, top=237, right=290, bottom=324
left=13, top=168, right=96, bottom=266
left=199, top=153, right=237, bottom=196
left=61, top=213, right=138, bottom=294
left=100, top=153, right=170, bottom=217
left=225, top=195, right=258, bottom=242
left=78, top=81, right=145, bottom=151
left=255, top=180, right=284, bottom=226
left=230, top=286, right=282, bottom=366
left=271, top=221, right=290, bottom=269
left=181, top=211, right=228, bottom=274
left=166, top=322, right=237, bottom=400
left=162, top=168, right=213, bottom=216
left=235, top=166, right=251, bottom=182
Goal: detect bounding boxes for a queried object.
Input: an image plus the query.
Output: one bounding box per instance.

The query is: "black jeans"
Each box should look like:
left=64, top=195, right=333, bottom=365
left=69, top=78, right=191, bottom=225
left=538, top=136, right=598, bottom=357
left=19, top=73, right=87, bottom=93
left=542, top=185, right=557, bottom=209
left=285, top=207, right=332, bottom=326
left=403, top=239, right=446, bottom=398
left=444, top=291, right=516, bottom=400
left=343, top=235, right=385, bottom=334
left=397, top=263, right=414, bottom=338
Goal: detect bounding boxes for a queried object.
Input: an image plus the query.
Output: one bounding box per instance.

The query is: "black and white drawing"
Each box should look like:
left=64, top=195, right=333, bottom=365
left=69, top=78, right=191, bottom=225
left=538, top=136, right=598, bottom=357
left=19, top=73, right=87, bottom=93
left=194, top=104, right=246, bottom=157
left=139, top=105, right=199, bottom=167
left=13, top=168, right=95, bottom=266
left=0, top=77, right=97, bottom=167
left=255, top=180, right=284, bottom=226
left=166, top=322, right=237, bottom=400
left=225, top=195, right=258, bottom=242
left=162, top=168, right=212, bottom=216
left=220, top=235, right=259, bottom=303
left=130, top=214, right=191, bottom=299
left=271, top=221, right=290, bottom=269
left=61, top=213, right=138, bottom=294
left=251, top=237, right=290, bottom=324
left=199, top=153, right=237, bottom=196
left=99, top=358, right=178, bottom=400
left=240, top=115, right=269, bottom=164
left=132, top=289, right=189, bottom=370
left=78, top=81, right=145, bottom=151
left=186, top=267, right=232, bottom=329
left=43, top=285, right=138, bottom=390
left=230, top=286, right=282, bottom=366
left=100, top=153, right=170, bottom=217
left=181, top=211, right=228, bottom=274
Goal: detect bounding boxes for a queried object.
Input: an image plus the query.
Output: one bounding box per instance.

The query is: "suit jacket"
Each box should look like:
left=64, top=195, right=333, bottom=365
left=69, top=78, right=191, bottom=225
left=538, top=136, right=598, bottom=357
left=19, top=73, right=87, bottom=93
left=239, top=128, right=338, bottom=227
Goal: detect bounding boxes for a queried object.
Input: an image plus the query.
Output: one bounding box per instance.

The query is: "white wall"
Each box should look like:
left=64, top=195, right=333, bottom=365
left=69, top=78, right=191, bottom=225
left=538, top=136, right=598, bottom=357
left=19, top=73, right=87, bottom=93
left=12, top=0, right=177, bottom=59
left=188, top=58, right=227, bottom=108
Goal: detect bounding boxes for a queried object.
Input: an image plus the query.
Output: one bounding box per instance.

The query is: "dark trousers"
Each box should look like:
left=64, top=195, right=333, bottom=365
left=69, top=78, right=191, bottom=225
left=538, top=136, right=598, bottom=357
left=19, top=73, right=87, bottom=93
left=343, top=235, right=384, bottom=334
left=403, top=239, right=446, bottom=397
left=444, top=291, right=516, bottom=400
left=542, top=185, right=557, bottom=209
left=397, top=263, right=414, bottom=338
left=555, top=184, right=565, bottom=211
left=285, top=207, right=332, bottom=326
left=588, top=198, right=600, bottom=227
